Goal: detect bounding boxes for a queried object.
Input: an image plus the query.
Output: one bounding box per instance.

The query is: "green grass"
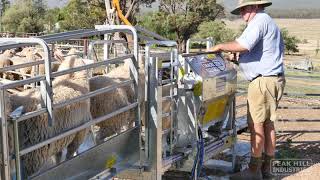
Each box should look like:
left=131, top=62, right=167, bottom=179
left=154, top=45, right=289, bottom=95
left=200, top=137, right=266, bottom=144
left=285, top=70, right=320, bottom=78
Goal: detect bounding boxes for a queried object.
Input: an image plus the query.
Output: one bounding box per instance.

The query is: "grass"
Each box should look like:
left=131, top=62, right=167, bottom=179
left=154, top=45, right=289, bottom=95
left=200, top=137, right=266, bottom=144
left=285, top=69, right=320, bottom=78
left=276, top=139, right=301, bottom=159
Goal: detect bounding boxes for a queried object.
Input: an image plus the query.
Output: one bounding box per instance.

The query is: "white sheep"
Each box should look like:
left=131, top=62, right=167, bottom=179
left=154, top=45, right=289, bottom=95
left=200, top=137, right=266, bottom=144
left=10, top=50, right=42, bottom=75
left=0, top=57, right=13, bottom=79
left=91, top=55, right=173, bottom=142
left=5, top=55, right=91, bottom=177
left=89, top=76, right=133, bottom=142
left=0, top=49, right=15, bottom=79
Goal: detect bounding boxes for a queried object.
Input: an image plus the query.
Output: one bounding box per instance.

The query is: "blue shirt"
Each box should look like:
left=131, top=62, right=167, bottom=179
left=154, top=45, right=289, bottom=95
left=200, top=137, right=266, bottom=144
left=236, top=12, right=284, bottom=81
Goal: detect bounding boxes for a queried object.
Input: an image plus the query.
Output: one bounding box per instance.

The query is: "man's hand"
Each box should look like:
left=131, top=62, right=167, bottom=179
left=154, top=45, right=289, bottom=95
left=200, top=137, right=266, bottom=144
left=207, top=44, right=222, bottom=53
left=225, top=52, right=239, bottom=61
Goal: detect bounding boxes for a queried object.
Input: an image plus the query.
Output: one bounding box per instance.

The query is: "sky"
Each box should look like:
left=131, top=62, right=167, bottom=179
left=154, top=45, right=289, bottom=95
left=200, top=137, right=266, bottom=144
left=9, top=0, right=320, bottom=9
left=223, top=0, right=320, bottom=10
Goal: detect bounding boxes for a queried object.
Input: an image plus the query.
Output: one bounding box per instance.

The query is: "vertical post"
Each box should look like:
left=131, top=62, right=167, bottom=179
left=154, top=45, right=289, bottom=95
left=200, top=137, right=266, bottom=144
left=155, top=57, right=163, bottom=180
left=231, top=96, right=237, bottom=172
left=206, top=37, right=214, bottom=50
left=145, top=45, right=150, bottom=160
left=13, top=119, right=21, bottom=180
left=104, top=34, right=110, bottom=73
left=0, top=89, right=10, bottom=180
left=40, top=40, right=54, bottom=126
left=83, top=39, right=88, bottom=57
left=186, top=39, right=191, bottom=54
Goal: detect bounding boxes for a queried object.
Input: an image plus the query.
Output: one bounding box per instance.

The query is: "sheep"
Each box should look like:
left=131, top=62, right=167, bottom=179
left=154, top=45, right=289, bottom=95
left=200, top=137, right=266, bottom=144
left=16, top=47, right=35, bottom=57
left=0, top=49, right=15, bottom=58
left=88, top=58, right=142, bottom=142
left=0, top=49, right=15, bottom=79
left=0, top=58, right=13, bottom=79
left=4, top=55, right=91, bottom=177
left=89, top=76, right=133, bottom=142
left=91, top=54, right=173, bottom=142
left=106, top=56, right=172, bottom=127
left=29, top=48, right=61, bottom=76
left=10, top=50, right=42, bottom=75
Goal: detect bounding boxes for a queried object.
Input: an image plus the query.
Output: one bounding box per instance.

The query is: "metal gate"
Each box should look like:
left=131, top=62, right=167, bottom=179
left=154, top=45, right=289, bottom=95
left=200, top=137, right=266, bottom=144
left=0, top=25, right=141, bottom=180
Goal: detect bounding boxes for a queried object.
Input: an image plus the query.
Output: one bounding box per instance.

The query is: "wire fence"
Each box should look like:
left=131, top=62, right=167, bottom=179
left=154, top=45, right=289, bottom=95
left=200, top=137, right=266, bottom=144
left=235, top=72, right=320, bottom=145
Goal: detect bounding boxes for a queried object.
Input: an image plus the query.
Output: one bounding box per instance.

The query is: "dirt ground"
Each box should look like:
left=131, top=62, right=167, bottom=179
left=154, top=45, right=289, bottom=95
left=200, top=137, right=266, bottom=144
left=235, top=93, right=320, bottom=179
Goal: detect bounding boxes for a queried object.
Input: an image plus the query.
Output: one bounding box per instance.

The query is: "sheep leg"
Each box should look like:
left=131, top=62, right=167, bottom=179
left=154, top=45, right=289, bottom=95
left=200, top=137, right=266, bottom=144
left=22, top=147, right=49, bottom=178
left=54, top=151, right=63, bottom=164
left=66, top=129, right=88, bottom=159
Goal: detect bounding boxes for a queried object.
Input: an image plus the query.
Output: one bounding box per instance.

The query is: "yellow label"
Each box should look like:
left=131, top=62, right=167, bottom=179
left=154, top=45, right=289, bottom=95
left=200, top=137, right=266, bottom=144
left=202, top=97, right=227, bottom=125
left=207, top=54, right=216, bottom=59
left=105, top=154, right=117, bottom=169
left=179, top=68, right=185, bottom=77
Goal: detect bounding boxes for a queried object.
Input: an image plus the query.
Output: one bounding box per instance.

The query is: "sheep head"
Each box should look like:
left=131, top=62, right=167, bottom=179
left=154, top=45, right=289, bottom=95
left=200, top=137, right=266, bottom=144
left=3, top=49, right=15, bottom=58
left=54, top=56, right=87, bottom=82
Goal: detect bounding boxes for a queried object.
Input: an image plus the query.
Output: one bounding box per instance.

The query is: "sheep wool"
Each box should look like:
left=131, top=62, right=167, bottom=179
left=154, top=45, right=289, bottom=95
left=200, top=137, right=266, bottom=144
left=89, top=76, right=134, bottom=142
left=6, top=56, right=91, bottom=177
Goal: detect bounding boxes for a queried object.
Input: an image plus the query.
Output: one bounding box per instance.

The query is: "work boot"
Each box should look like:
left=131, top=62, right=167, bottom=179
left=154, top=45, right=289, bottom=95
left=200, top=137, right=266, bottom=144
left=262, top=154, right=276, bottom=180
left=230, top=156, right=263, bottom=180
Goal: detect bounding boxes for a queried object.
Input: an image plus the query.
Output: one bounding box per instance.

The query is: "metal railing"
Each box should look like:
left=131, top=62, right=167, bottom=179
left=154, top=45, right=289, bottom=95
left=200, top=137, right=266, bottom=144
left=0, top=25, right=141, bottom=180
left=145, top=40, right=179, bottom=179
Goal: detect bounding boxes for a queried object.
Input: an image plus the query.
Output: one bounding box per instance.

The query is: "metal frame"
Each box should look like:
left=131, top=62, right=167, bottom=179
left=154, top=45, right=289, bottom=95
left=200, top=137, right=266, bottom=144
left=186, top=38, right=214, bottom=54
left=145, top=40, right=178, bottom=180
left=0, top=25, right=141, bottom=180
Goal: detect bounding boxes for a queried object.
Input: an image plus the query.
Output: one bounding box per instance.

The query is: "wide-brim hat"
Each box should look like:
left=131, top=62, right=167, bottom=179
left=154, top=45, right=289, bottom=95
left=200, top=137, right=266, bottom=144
left=231, top=0, right=272, bottom=15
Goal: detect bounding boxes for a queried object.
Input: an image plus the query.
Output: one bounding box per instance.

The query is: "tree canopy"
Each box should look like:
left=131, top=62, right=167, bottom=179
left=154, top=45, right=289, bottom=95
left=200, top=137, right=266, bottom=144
left=138, top=0, right=225, bottom=52
left=193, top=21, right=236, bottom=45
left=1, top=0, right=46, bottom=33
left=281, top=28, right=300, bottom=55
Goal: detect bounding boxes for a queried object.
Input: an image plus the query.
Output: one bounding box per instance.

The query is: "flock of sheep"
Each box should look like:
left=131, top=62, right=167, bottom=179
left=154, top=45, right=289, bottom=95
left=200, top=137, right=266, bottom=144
left=0, top=42, right=174, bottom=178
left=0, top=46, right=145, bottom=178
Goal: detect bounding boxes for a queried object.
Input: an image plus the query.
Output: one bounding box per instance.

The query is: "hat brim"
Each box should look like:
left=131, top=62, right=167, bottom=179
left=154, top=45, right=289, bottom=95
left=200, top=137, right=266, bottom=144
left=231, top=1, right=272, bottom=15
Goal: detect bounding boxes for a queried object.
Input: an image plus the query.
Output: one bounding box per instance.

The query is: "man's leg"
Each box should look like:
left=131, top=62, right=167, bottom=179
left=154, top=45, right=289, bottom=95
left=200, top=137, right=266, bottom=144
left=262, top=120, right=276, bottom=179
left=249, top=122, right=265, bottom=158
left=264, top=121, right=276, bottom=156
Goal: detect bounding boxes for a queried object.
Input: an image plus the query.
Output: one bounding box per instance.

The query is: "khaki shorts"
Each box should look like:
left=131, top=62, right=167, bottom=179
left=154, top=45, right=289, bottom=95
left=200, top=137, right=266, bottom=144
left=247, top=75, right=286, bottom=124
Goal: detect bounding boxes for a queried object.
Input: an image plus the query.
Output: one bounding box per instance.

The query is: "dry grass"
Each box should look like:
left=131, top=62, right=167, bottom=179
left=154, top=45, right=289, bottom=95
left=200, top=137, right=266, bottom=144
left=224, top=18, right=320, bottom=69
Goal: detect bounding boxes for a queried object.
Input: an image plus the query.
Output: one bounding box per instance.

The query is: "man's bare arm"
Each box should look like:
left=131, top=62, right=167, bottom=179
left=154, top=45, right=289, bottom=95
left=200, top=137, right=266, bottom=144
left=208, top=41, right=248, bottom=53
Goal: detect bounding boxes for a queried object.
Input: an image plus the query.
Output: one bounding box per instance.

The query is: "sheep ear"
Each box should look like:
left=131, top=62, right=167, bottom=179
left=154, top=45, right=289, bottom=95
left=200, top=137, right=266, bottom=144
left=54, top=54, right=64, bottom=63
left=53, top=49, right=65, bottom=63
left=34, top=52, right=42, bottom=59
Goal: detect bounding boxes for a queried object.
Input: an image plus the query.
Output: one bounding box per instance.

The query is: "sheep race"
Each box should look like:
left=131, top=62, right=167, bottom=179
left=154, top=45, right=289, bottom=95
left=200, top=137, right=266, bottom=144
left=0, top=26, right=177, bottom=179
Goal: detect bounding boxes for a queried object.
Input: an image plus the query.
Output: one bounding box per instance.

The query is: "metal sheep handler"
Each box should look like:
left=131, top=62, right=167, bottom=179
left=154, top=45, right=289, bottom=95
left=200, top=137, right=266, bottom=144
left=143, top=40, right=238, bottom=179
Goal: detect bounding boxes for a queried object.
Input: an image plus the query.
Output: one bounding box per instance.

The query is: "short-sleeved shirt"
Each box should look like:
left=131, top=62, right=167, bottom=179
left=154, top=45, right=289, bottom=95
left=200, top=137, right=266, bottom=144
left=236, top=11, right=284, bottom=81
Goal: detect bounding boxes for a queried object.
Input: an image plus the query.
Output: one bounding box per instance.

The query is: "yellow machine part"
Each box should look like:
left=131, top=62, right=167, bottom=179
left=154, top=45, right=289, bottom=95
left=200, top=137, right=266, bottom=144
left=112, top=0, right=132, bottom=26
left=202, top=97, right=228, bottom=125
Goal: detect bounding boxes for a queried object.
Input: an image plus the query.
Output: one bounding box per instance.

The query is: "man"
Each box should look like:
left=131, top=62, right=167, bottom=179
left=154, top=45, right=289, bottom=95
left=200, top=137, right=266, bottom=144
left=209, top=0, right=285, bottom=179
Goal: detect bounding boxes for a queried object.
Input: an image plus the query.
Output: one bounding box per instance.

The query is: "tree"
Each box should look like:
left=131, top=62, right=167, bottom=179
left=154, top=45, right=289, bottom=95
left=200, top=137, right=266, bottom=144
left=138, top=0, right=225, bottom=52
left=281, top=28, right=300, bottom=55
left=44, top=8, right=61, bottom=33
left=0, top=0, right=10, bottom=15
left=1, top=0, right=46, bottom=33
left=103, top=0, right=155, bottom=25
left=193, top=21, right=237, bottom=45
left=58, top=0, right=105, bottom=31
left=0, top=0, right=10, bottom=31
